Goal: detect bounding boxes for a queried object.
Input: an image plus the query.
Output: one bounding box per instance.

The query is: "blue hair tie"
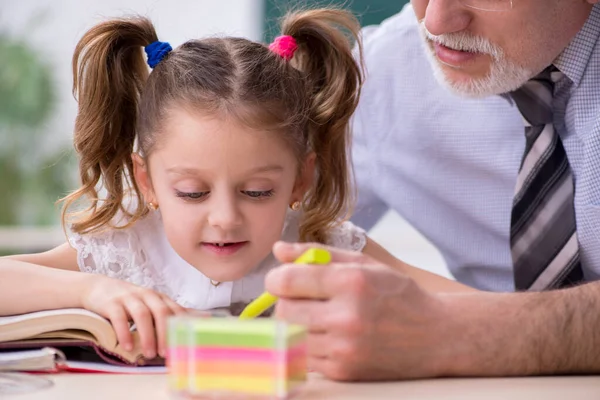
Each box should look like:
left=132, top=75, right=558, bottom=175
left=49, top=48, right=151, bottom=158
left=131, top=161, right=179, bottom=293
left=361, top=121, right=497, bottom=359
left=145, top=41, right=172, bottom=68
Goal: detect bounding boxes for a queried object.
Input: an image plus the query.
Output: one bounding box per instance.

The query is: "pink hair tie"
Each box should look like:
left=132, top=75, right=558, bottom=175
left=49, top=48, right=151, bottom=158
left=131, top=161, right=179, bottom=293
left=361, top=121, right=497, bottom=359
left=269, top=35, right=298, bottom=61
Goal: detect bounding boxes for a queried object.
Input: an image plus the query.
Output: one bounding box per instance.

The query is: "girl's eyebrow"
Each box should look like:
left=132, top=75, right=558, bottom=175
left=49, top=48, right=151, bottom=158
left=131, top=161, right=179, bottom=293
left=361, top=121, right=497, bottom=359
left=166, top=166, right=202, bottom=176
left=247, top=165, right=284, bottom=174
left=166, top=165, right=284, bottom=176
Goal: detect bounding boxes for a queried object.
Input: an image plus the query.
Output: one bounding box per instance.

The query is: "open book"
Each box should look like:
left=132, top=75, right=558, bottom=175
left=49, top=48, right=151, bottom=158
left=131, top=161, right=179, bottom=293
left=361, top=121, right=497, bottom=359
left=0, top=308, right=165, bottom=372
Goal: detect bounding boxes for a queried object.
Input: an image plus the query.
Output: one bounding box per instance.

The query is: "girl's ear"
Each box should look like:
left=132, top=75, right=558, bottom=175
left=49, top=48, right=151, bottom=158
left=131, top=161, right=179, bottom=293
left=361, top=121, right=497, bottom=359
left=291, top=152, right=316, bottom=204
left=132, top=153, right=156, bottom=204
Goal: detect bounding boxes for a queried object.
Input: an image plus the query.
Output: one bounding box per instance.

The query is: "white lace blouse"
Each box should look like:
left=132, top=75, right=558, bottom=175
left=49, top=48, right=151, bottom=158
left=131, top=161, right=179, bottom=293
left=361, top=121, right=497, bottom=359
left=68, top=210, right=366, bottom=312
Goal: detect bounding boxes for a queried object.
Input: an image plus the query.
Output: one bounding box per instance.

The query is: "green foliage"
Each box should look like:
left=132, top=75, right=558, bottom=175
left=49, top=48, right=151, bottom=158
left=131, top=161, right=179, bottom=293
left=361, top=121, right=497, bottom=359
left=0, top=34, right=74, bottom=226
left=0, top=35, right=54, bottom=128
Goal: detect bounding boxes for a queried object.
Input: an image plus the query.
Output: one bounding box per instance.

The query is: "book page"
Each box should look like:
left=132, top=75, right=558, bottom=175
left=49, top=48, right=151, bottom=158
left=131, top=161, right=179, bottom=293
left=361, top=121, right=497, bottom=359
left=0, top=348, right=61, bottom=372
left=0, top=309, right=116, bottom=351
left=0, top=309, right=152, bottom=365
left=63, top=361, right=166, bottom=374
left=0, top=309, right=107, bottom=326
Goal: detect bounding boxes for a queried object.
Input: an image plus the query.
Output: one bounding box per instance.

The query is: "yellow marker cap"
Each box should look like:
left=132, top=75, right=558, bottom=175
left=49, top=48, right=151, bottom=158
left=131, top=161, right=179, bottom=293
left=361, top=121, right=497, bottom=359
left=292, top=248, right=332, bottom=265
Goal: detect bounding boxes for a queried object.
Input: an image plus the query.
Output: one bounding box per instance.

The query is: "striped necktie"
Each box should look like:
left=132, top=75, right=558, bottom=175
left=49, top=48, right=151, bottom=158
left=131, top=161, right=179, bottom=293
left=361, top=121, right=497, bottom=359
left=509, top=66, right=583, bottom=291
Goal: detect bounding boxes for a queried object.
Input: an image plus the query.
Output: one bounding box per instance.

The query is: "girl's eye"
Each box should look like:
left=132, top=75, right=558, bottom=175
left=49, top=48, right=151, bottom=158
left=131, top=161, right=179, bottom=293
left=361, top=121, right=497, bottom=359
left=175, top=190, right=208, bottom=200
left=242, top=190, right=274, bottom=199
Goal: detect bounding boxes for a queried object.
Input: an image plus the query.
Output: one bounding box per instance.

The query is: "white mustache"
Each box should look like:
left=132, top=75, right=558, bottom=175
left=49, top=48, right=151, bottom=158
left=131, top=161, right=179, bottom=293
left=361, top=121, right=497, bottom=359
left=420, top=21, right=503, bottom=61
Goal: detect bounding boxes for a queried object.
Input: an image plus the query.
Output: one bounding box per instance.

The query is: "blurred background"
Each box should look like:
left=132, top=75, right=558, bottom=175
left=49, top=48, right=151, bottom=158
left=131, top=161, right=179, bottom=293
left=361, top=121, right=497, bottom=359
left=0, top=0, right=450, bottom=278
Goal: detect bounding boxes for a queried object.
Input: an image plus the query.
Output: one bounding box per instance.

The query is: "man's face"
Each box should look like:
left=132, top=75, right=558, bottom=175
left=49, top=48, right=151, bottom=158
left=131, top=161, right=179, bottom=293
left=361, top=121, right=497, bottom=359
left=411, top=0, right=594, bottom=97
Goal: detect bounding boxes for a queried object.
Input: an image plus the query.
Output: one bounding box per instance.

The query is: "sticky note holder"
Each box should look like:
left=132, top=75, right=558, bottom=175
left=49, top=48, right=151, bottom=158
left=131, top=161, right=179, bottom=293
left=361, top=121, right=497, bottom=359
left=167, top=315, right=307, bottom=399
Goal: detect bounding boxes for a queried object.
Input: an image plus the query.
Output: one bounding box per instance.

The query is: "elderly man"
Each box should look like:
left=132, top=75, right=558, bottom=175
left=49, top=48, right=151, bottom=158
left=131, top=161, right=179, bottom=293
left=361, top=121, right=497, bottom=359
left=267, top=0, right=600, bottom=381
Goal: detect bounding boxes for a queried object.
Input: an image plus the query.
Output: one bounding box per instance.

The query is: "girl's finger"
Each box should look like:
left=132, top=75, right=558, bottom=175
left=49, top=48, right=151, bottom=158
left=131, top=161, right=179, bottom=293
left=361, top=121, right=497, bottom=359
left=123, top=295, right=157, bottom=359
left=105, top=303, right=133, bottom=352
left=160, top=293, right=187, bottom=315
left=142, top=292, right=176, bottom=357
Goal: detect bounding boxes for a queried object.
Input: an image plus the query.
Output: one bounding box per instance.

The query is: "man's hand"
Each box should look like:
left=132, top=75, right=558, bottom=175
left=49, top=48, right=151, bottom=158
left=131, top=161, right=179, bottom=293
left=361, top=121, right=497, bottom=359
left=265, top=241, right=453, bottom=381
left=267, top=242, right=600, bottom=381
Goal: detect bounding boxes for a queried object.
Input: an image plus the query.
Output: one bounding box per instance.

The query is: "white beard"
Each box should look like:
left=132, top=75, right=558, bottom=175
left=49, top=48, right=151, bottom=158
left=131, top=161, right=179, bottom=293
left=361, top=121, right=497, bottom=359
left=418, top=21, right=533, bottom=98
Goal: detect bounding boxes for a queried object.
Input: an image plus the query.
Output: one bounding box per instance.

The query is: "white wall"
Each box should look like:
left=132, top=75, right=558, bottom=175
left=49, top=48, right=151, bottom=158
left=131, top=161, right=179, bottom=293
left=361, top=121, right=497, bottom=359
left=2, top=0, right=264, bottom=152
left=369, top=210, right=450, bottom=279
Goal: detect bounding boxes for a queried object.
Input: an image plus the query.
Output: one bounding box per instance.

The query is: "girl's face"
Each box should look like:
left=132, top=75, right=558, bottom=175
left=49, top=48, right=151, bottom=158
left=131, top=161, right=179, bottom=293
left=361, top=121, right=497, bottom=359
left=133, top=109, right=312, bottom=282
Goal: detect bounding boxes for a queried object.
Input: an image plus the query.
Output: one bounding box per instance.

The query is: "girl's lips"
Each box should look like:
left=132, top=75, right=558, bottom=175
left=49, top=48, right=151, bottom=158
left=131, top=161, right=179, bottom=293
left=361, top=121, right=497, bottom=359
left=201, top=241, right=248, bottom=256
left=433, top=41, right=480, bottom=66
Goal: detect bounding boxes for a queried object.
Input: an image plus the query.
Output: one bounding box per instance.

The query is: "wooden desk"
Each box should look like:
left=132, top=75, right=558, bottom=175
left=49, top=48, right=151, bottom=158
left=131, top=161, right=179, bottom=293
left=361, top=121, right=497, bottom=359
left=9, top=373, right=600, bottom=400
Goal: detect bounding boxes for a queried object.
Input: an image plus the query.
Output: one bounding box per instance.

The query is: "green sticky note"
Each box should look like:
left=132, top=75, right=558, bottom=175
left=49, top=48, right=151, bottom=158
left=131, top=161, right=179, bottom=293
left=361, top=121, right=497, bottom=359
left=190, top=319, right=305, bottom=349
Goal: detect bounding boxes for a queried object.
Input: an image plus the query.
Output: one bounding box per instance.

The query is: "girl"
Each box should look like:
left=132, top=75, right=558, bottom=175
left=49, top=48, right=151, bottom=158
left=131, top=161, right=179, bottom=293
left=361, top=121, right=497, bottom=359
left=0, top=8, right=473, bottom=360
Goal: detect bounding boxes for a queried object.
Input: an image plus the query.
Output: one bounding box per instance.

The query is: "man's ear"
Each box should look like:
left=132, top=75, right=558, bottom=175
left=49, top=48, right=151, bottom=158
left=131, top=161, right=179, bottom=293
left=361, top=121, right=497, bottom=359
left=132, top=153, right=156, bottom=203
left=291, top=152, right=316, bottom=203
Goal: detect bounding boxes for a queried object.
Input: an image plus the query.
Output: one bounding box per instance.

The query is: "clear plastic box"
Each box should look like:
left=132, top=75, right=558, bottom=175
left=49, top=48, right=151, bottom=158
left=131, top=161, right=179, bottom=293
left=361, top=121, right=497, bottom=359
left=167, top=314, right=307, bottom=399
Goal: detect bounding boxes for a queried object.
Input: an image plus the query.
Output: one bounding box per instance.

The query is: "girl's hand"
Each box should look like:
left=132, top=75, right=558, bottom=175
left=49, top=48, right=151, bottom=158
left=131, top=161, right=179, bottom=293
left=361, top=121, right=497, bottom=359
left=79, top=274, right=186, bottom=358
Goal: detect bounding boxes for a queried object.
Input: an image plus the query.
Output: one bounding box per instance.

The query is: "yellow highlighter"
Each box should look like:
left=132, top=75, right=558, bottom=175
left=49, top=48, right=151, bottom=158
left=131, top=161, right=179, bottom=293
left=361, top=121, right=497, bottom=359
left=239, top=248, right=332, bottom=319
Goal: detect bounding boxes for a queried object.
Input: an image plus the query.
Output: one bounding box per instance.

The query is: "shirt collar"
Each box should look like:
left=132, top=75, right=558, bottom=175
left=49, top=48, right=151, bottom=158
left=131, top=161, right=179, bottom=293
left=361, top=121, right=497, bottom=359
left=553, top=4, right=600, bottom=87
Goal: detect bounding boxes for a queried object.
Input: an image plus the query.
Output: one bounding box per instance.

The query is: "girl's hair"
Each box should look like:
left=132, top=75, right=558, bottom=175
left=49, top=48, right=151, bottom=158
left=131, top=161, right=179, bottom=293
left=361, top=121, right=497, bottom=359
left=62, top=7, right=363, bottom=243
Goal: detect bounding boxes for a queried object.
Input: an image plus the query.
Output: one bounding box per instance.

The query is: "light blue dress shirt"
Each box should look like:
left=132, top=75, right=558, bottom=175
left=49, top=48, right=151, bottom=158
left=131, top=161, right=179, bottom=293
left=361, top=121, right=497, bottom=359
left=351, top=4, right=600, bottom=291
